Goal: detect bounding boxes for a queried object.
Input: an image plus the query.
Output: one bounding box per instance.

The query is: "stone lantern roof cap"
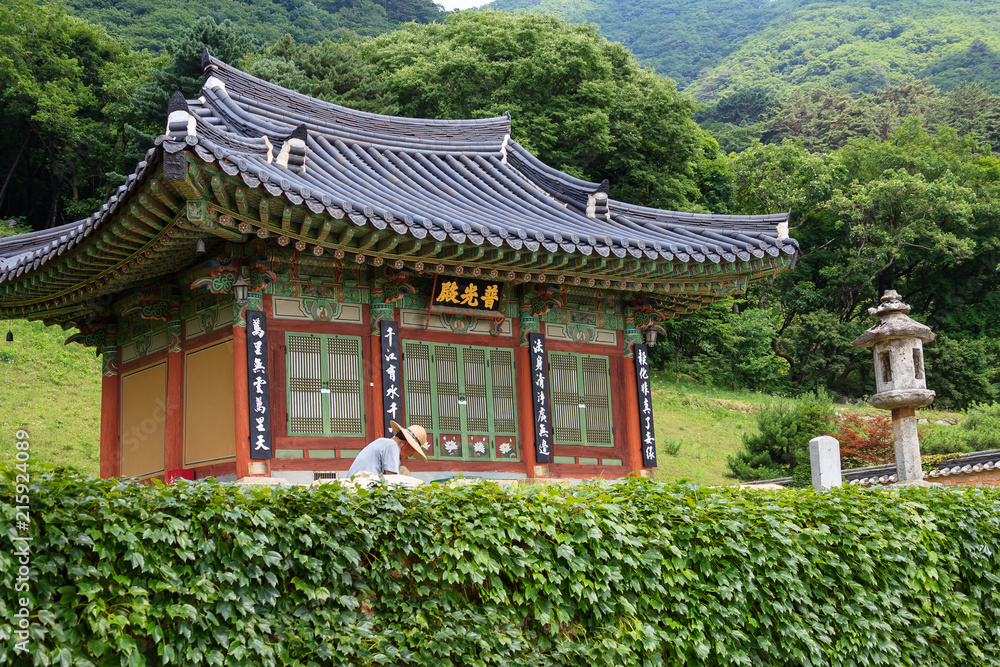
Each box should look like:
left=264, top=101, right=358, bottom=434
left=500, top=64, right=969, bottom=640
left=852, top=290, right=935, bottom=348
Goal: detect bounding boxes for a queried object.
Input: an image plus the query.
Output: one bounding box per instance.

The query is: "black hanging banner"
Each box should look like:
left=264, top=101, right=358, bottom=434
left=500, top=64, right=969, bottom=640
left=528, top=332, right=553, bottom=464
left=246, top=310, right=272, bottom=460
left=634, top=343, right=657, bottom=468
left=380, top=320, right=402, bottom=437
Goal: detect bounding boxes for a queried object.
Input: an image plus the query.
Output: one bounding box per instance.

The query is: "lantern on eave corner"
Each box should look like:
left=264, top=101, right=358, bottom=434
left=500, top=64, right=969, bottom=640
left=633, top=299, right=665, bottom=348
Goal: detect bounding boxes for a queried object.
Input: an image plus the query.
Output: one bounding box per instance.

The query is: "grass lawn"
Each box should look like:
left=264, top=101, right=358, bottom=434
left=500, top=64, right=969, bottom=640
left=649, top=373, right=794, bottom=486
left=0, top=319, right=102, bottom=477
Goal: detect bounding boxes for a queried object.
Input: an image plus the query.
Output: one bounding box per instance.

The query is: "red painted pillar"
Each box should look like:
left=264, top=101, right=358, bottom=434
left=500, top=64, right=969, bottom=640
left=518, top=341, right=538, bottom=478
left=516, top=297, right=541, bottom=479
left=233, top=320, right=250, bottom=480
left=164, top=316, right=184, bottom=475
left=368, top=332, right=384, bottom=438
left=99, top=345, right=121, bottom=479
left=622, top=336, right=644, bottom=474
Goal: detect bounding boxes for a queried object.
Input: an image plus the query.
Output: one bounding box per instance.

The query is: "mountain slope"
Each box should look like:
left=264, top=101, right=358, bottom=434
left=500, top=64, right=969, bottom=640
left=487, top=0, right=779, bottom=89
left=689, top=0, right=1000, bottom=99
left=487, top=0, right=1000, bottom=97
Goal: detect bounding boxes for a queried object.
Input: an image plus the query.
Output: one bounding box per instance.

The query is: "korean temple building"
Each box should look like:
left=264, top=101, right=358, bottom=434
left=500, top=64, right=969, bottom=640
left=0, top=53, right=796, bottom=483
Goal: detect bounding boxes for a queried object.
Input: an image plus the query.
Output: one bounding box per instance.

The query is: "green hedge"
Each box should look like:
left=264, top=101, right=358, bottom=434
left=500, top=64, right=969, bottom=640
left=2, top=467, right=1000, bottom=666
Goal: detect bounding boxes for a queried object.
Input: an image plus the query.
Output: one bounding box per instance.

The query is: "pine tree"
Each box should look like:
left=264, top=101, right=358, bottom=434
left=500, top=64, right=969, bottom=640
left=727, top=400, right=833, bottom=483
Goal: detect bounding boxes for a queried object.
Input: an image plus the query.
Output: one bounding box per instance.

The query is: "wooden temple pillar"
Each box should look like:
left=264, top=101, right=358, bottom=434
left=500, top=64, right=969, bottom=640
left=368, top=285, right=392, bottom=440
left=517, top=291, right=542, bottom=478
left=99, top=330, right=120, bottom=479
left=164, top=313, right=184, bottom=475
left=622, top=309, right=644, bottom=474
left=233, top=301, right=251, bottom=479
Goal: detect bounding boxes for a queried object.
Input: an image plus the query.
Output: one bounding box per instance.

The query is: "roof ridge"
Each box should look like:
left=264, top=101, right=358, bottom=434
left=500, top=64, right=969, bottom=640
left=201, top=54, right=513, bottom=147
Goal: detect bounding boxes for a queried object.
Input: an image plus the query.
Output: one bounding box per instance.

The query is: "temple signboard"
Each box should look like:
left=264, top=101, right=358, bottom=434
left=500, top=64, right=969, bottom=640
left=429, top=276, right=504, bottom=317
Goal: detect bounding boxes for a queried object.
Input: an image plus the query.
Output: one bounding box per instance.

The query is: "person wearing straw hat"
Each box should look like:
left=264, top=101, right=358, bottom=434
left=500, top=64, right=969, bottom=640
left=348, top=420, right=429, bottom=477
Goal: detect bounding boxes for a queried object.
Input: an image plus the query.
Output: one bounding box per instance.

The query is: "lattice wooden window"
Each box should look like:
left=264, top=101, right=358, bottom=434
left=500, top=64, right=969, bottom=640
left=402, top=342, right=433, bottom=429
left=464, top=348, right=488, bottom=433
left=490, top=349, right=516, bottom=435
left=550, top=352, right=614, bottom=447
left=402, top=341, right=519, bottom=461
left=287, top=335, right=323, bottom=435
left=286, top=333, right=364, bottom=437
left=327, top=337, right=364, bottom=435
left=550, top=352, right=582, bottom=443
left=435, top=344, right=462, bottom=433
left=582, top=357, right=612, bottom=445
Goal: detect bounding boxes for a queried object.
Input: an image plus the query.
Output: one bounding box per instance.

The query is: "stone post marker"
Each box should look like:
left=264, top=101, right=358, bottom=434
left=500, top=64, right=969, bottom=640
left=809, top=435, right=842, bottom=490
left=852, top=289, right=936, bottom=486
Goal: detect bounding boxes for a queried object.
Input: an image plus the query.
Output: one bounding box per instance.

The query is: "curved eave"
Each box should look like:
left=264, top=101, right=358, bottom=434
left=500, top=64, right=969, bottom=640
left=0, top=154, right=223, bottom=324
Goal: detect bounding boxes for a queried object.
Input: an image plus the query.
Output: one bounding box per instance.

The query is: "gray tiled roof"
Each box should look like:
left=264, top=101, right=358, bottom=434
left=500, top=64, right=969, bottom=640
left=844, top=449, right=1000, bottom=486
left=742, top=448, right=1000, bottom=487
left=0, top=53, right=796, bottom=285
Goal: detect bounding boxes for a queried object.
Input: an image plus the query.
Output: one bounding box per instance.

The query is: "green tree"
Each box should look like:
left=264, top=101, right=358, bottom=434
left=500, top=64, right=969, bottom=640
left=729, top=121, right=1000, bottom=398
left=244, top=34, right=398, bottom=115
left=925, top=82, right=1000, bottom=151
left=650, top=299, right=732, bottom=383
left=773, top=308, right=869, bottom=395
left=759, top=78, right=939, bottom=151
left=924, top=335, right=1000, bottom=409
left=129, top=17, right=259, bottom=141
left=688, top=0, right=1000, bottom=100
left=922, top=38, right=1000, bottom=95
left=0, top=0, right=155, bottom=228
left=727, top=399, right=833, bottom=482
left=725, top=307, right=787, bottom=391
left=66, top=0, right=444, bottom=52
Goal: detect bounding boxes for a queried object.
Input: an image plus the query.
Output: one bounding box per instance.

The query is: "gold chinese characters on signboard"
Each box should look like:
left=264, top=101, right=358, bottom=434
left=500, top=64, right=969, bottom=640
left=431, top=276, right=504, bottom=316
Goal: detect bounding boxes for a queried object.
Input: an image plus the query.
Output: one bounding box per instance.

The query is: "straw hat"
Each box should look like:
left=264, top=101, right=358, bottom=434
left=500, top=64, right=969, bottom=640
left=390, top=421, right=429, bottom=463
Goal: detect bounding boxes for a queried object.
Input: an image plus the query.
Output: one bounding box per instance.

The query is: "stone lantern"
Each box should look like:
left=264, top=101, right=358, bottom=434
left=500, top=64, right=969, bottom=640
left=852, top=289, right=935, bottom=485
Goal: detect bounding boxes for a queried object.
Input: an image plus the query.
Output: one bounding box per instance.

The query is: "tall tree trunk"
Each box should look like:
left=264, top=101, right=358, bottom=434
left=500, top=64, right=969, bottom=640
left=0, top=134, right=31, bottom=212
left=46, top=160, right=59, bottom=229
left=757, top=274, right=777, bottom=309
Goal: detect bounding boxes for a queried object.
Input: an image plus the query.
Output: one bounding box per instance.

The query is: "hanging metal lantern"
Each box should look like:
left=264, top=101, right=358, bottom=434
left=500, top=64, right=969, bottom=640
left=644, top=327, right=658, bottom=347
left=232, top=274, right=250, bottom=304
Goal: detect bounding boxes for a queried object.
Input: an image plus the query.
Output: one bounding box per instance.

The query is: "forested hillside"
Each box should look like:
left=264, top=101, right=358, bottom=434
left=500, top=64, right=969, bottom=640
left=488, top=0, right=1000, bottom=98
left=689, top=0, right=1000, bottom=100
left=487, top=0, right=778, bottom=89
left=65, top=0, right=444, bottom=49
